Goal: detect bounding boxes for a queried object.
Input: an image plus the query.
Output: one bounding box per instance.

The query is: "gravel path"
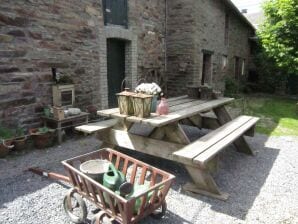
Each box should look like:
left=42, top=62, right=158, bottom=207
left=0, top=132, right=297, bottom=224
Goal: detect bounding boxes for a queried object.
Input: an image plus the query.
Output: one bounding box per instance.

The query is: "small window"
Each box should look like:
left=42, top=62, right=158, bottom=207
left=241, top=59, right=245, bottom=76
left=234, top=56, right=240, bottom=80
left=103, top=0, right=128, bottom=27
left=224, top=14, right=229, bottom=46
left=222, top=55, right=228, bottom=70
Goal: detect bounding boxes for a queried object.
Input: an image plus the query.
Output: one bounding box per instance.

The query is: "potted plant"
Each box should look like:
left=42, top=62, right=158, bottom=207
left=0, top=125, right=14, bottom=158
left=13, top=127, right=28, bottom=151
left=135, top=82, right=162, bottom=112
left=29, top=126, right=56, bottom=149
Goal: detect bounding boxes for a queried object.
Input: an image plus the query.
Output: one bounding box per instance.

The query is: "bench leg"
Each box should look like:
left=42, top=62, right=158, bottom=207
left=184, top=165, right=229, bottom=201
left=213, top=106, right=254, bottom=155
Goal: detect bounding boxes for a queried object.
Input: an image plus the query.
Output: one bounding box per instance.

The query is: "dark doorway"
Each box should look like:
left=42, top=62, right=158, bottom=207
left=201, top=53, right=212, bottom=85
left=107, top=39, right=125, bottom=107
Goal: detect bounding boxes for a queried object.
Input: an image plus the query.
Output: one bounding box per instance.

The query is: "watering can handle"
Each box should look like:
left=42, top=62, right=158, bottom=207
left=108, top=163, right=119, bottom=178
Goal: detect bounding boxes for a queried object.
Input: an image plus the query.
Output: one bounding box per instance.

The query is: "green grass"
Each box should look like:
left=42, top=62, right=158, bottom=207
left=228, top=95, right=298, bottom=136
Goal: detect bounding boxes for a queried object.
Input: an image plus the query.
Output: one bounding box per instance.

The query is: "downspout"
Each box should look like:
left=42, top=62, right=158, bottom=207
left=164, top=0, right=168, bottom=94
left=164, top=0, right=167, bottom=72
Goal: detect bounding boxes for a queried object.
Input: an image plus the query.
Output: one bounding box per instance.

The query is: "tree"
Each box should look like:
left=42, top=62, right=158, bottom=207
left=258, top=0, right=298, bottom=75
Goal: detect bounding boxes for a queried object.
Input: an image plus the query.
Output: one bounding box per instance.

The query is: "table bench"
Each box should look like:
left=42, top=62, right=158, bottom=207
left=75, top=119, right=118, bottom=134
left=173, top=115, right=259, bottom=200
left=76, top=96, right=259, bottom=200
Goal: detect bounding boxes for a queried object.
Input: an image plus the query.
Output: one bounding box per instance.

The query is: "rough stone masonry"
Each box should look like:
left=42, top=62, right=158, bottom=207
left=0, top=0, right=254, bottom=129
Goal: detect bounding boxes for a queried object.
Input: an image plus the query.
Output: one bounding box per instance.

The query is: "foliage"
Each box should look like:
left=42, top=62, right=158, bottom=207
left=37, top=126, right=52, bottom=134
left=0, top=125, right=14, bottom=140
left=229, top=95, right=298, bottom=136
left=224, top=77, right=239, bottom=97
left=56, top=74, right=74, bottom=84
left=15, top=127, right=25, bottom=137
left=253, top=49, right=287, bottom=93
left=258, top=0, right=298, bottom=75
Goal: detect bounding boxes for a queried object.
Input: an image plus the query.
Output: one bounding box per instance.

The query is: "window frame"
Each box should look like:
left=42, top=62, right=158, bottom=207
left=102, top=0, right=128, bottom=28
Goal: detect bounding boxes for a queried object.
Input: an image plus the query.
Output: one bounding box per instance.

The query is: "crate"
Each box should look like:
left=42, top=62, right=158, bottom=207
left=62, top=148, right=175, bottom=224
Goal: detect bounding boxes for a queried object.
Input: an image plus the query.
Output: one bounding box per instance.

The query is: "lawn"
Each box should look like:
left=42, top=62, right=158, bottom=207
left=228, top=95, right=298, bottom=136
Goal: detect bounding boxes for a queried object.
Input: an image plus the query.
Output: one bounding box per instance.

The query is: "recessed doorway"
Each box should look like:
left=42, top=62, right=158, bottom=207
left=107, top=38, right=125, bottom=107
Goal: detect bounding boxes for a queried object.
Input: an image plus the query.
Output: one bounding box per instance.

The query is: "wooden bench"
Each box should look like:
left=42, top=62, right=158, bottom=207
left=75, top=119, right=118, bottom=134
left=173, top=115, right=259, bottom=200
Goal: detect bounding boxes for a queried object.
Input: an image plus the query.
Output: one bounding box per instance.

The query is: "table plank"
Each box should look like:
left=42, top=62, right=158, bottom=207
left=97, top=108, right=119, bottom=117
left=169, top=100, right=206, bottom=112
left=127, top=97, right=234, bottom=127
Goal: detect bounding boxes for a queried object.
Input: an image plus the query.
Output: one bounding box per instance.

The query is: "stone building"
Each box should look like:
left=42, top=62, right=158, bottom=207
left=0, top=0, right=254, bottom=127
left=166, top=0, right=256, bottom=95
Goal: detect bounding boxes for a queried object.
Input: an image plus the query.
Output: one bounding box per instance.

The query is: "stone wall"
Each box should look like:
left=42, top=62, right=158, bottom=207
left=0, top=0, right=166, bottom=128
left=166, top=0, right=255, bottom=96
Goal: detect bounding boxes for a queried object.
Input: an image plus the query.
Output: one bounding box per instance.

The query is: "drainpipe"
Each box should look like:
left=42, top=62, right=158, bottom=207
left=164, top=0, right=168, bottom=94
left=164, top=0, right=167, bottom=72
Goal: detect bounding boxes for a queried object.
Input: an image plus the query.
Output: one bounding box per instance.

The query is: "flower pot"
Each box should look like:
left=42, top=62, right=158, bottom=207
left=30, top=129, right=55, bottom=149
left=0, top=140, right=13, bottom=158
left=13, top=136, right=28, bottom=151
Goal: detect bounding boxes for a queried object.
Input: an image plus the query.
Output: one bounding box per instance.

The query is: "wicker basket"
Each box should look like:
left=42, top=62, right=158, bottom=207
left=132, top=93, right=153, bottom=118
left=116, top=88, right=135, bottom=115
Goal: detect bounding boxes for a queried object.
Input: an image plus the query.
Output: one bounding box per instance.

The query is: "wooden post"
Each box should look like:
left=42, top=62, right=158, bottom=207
left=213, top=106, right=254, bottom=155
left=184, top=165, right=229, bottom=201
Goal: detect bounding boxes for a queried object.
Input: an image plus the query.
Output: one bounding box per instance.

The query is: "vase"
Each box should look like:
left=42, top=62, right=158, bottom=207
left=156, top=97, right=169, bottom=115
left=151, top=94, right=158, bottom=113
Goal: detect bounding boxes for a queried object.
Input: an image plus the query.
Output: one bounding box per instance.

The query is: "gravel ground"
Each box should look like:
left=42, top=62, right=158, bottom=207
left=0, top=131, right=298, bottom=224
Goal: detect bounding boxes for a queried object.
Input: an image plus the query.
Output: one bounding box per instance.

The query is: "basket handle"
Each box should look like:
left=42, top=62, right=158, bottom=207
left=137, top=78, right=146, bottom=86
left=121, top=78, right=127, bottom=91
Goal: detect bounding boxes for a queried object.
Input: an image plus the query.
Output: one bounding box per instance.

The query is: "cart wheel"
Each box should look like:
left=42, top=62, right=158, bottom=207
left=150, top=201, right=167, bottom=219
left=63, top=189, right=87, bottom=224
left=91, top=211, right=113, bottom=224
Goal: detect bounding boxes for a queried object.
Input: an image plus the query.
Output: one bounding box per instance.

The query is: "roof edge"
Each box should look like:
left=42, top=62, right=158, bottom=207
left=224, top=0, right=256, bottom=31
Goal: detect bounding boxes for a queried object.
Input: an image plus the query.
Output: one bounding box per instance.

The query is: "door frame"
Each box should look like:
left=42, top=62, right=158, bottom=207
left=98, top=27, right=138, bottom=109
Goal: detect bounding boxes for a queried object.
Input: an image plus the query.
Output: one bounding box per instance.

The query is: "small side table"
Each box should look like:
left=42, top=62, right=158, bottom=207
left=41, top=112, right=89, bottom=144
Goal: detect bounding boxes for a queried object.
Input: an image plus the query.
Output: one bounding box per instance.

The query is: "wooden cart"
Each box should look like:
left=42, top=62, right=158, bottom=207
left=61, top=148, right=175, bottom=224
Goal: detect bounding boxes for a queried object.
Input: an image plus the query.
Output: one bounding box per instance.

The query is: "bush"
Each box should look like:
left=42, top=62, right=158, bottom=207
left=224, top=77, right=239, bottom=97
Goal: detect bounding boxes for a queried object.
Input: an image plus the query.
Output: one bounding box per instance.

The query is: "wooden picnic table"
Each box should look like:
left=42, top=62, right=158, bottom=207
left=91, top=95, right=258, bottom=200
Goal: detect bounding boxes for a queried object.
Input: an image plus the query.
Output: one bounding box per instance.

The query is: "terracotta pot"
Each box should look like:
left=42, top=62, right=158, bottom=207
left=0, top=140, right=13, bottom=158
left=30, top=129, right=55, bottom=149
left=13, top=136, right=28, bottom=151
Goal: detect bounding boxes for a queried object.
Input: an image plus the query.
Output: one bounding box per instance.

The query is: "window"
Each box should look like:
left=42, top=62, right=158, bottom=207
left=224, top=14, right=229, bottom=45
left=103, top=0, right=128, bottom=27
left=222, top=55, right=228, bottom=70
left=241, top=59, right=245, bottom=75
left=234, top=56, right=240, bottom=80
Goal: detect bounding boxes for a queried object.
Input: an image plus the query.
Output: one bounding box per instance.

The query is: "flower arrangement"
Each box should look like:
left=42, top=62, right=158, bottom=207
left=135, top=82, right=162, bottom=95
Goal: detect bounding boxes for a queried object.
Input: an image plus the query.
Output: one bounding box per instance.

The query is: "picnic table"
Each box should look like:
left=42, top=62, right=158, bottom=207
left=76, top=95, right=259, bottom=200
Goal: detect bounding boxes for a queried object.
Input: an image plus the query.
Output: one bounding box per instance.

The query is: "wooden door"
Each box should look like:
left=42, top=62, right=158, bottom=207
left=107, top=39, right=125, bottom=107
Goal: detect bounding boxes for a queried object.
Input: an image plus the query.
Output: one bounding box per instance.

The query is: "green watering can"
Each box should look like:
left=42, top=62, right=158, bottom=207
left=103, top=163, right=126, bottom=191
